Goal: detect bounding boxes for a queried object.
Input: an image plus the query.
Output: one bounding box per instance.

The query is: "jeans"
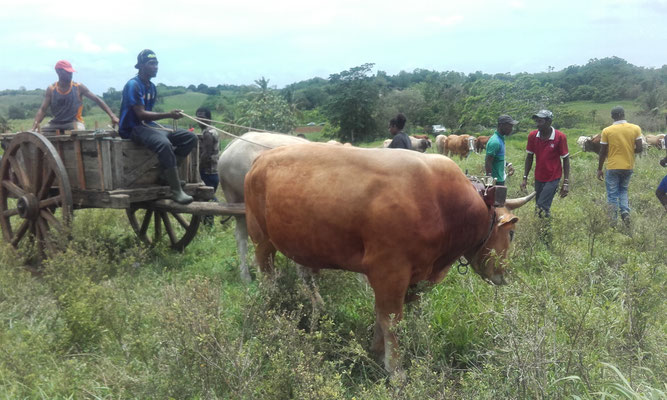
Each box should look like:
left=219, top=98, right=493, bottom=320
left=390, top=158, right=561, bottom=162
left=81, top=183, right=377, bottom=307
left=535, top=179, right=560, bottom=218
left=131, top=125, right=197, bottom=169
left=605, top=169, right=633, bottom=218
left=200, top=171, right=219, bottom=201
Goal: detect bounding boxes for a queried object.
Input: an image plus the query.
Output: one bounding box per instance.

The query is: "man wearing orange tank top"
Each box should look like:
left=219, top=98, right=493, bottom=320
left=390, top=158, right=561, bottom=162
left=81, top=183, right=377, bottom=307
left=32, top=60, right=119, bottom=132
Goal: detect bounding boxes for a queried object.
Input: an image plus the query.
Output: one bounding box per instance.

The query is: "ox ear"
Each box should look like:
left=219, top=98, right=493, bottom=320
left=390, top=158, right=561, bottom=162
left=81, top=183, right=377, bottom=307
left=497, top=214, right=519, bottom=227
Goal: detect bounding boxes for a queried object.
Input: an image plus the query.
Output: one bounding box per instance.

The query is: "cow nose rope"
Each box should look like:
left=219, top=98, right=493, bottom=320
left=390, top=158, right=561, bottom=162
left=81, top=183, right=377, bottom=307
left=457, top=258, right=469, bottom=275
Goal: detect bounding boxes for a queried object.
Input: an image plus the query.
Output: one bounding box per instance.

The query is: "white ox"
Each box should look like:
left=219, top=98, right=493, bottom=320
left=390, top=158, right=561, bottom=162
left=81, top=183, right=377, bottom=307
left=382, top=136, right=432, bottom=152
left=217, top=131, right=309, bottom=282
left=435, top=134, right=447, bottom=155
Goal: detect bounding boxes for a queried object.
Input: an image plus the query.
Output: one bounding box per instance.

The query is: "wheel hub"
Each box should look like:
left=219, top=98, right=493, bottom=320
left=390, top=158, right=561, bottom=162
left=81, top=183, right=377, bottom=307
left=17, top=194, right=39, bottom=220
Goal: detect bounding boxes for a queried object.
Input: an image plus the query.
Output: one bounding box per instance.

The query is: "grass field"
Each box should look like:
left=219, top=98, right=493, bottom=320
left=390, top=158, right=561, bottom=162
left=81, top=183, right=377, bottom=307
left=1, top=120, right=665, bottom=398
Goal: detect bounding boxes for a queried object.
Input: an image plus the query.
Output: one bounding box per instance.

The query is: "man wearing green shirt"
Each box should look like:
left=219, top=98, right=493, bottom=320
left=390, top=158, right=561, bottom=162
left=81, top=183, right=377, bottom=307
left=485, top=115, right=518, bottom=185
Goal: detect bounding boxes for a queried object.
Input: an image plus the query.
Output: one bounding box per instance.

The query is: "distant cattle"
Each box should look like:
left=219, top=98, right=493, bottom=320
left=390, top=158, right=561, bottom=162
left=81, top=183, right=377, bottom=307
left=435, top=134, right=447, bottom=155
left=410, top=136, right=432, bottom=152
left=382, top=136, right=432, bottom=153
left=645, top=134, right=666, bottom=149
left=577, top=133, right=650, bottom=155
left=245, top=143, right=534, bottom=371
left=577, top=133, right=602, bottom=154
left=475, top=135, right=490, bottom=153
left=444, top=134, right=474, bottom=159
left=217, top=131, right=309, bottom=283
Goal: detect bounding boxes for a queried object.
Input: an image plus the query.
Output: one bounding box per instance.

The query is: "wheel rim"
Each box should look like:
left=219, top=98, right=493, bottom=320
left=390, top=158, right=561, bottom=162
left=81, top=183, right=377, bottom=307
left=126, top=206, right=201, bottom=251
left=0, top=132, right=73, bottom=259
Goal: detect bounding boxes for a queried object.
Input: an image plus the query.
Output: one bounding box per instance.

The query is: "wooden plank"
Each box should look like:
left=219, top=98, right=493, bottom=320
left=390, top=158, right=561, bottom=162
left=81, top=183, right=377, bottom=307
left=55, top=129, right=64, bottom=164
left=112, top=139, right=124, bottom=189
left=101, top=140, right=113, bottom=191
left=73, top=137, right=86, bottom=189
left=71, top=190, right=131, bottom=209
left=150, top=200, right=245, bottom=216
left=123, top=156, right=160, bottom=187
left=96, top=140, right=105, bottom=191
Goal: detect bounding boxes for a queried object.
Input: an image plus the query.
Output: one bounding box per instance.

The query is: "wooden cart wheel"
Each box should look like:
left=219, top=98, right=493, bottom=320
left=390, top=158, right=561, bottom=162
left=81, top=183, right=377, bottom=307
left=0, top=132, right=73, bottom=260
left=126, top=205, right=201, bottom=251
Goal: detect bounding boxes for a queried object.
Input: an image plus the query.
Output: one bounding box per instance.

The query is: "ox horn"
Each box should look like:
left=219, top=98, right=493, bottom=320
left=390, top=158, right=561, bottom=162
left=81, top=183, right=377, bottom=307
left=504, top=191, right=536, bottom=210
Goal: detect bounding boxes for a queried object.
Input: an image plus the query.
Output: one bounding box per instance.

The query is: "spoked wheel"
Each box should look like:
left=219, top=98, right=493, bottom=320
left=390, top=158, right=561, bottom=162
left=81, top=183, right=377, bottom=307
left=0, top=132, right=73, bottom=262
left=126, top=205, right=201, bottom=251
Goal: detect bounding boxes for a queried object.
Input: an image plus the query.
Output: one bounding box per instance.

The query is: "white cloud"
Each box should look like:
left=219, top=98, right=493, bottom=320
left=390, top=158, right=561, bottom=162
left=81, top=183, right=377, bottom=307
left=75, top=33, right=102, bottom=53
left=41, top=38, right=69, bottom=49
left=105, top=43, right=127, bottom=53
left=424, top=15, right=464, bottom=27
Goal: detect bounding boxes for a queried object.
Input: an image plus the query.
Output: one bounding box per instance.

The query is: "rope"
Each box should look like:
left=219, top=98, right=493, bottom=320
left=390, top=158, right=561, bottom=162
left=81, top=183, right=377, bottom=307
left=177, top=112, right=275, bottom=149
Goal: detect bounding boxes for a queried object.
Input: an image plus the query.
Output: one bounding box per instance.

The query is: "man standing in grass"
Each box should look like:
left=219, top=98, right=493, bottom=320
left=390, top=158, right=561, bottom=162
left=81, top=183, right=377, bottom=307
left=521, top=110, right=570, bottom=218
left=597, top=106, right=643, bottom=227
left=32, top=60, right=119, bottom=132
left=485, top=114, right=518, bottom=186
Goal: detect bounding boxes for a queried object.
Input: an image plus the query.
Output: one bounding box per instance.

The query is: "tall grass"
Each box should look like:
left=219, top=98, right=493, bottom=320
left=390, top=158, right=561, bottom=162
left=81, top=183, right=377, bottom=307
left=0, top=124, right=665, bottom=398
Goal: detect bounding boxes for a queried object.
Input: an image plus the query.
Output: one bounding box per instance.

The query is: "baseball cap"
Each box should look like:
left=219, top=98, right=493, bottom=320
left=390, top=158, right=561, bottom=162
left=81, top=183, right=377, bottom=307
left=532, top=110, right=553, bottom=120
left=498, top=115, right=519, bottom=125
left=135, top=49, right=158, bottom=69
left=54, top=60, right=75, bottom=73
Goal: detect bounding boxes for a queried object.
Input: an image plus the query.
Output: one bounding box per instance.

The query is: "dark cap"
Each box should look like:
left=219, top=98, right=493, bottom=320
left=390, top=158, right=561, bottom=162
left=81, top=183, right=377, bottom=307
left=498, top=115, right=519, bottom=125
left=135, top=49, right=157, bottom=69
left=532, top=109, right=553, bottom=120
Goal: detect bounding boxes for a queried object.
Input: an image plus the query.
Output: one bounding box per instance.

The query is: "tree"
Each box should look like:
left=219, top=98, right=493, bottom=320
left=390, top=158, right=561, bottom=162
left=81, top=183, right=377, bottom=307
left=236, top=78, right=297, bottom=133
left=324, top=63, right=379, bottom=143
left=8, top=105, right=25, bottom=120
left=375, top=87, right=428, bottom=132
left=0, top=115, right=10, bottom=132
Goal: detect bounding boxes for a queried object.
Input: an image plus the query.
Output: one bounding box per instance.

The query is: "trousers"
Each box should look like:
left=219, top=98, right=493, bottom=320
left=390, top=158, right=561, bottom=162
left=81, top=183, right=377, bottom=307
left=131, top=125, right=197, bottom=169
left=535, top=178, right=560, bottom=218
left=605, top=169, right=633, bottom=218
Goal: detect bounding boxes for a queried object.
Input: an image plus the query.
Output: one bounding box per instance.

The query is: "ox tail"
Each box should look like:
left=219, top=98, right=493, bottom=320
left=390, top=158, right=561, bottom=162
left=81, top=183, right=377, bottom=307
left=505, top=192, right=536, bottom=210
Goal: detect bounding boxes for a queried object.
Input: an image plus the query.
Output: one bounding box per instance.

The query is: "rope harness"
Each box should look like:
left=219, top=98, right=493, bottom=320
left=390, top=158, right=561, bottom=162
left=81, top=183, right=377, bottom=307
left=178, top=112, right=277, bottom=149
left=457, top=208, right=497, bottom=275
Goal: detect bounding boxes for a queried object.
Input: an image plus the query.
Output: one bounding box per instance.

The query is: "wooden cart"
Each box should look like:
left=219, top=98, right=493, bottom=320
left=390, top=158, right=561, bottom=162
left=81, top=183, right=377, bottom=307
left=0, top=129, right=243, bottom=261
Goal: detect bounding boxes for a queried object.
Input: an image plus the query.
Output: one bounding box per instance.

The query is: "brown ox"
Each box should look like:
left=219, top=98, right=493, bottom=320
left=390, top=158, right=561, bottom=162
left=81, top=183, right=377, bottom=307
left=475, top=135, right=490, bottom=153
left=444, top=134, right=474, bottom=159
left=244, top=143, right=533, bottom=371
left=412, top=134, right=430, bottom=140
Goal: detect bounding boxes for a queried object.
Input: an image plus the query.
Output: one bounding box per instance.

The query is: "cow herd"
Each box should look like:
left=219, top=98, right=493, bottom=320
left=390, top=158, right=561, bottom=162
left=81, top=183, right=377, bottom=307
left=215, top=131, right=534, bottom=372
left=381, top=133, right=490, bottom=159
left=577, top=132, right=665, bottom=154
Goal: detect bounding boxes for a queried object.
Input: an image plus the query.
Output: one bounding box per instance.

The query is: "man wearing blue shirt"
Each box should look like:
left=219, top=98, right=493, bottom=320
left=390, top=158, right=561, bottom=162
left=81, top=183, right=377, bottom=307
left=119, top=49, right=196, bottom=204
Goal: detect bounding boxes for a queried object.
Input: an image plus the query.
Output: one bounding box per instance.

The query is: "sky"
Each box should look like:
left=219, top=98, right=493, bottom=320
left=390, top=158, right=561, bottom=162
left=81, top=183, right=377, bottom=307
left=1, top=0, right=665, bottom=95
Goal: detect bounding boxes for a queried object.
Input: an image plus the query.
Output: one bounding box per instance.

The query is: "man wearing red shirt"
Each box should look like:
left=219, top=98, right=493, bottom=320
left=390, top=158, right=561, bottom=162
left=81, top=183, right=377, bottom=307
left=520, top=110, right=570, bottom=219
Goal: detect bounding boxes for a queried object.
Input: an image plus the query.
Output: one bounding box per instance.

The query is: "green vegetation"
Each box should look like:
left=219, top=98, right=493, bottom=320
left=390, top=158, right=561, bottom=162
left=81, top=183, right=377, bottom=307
left=2, top=56, right=665, bottom=138
left=0, top=57, right=665, bottom=397
left=1, top=127, right=666, bottom=398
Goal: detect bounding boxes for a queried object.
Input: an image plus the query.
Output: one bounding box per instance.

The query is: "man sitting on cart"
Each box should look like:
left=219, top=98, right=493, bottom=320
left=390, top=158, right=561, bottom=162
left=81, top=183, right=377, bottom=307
left=32, top=60, right=120, bottom=132
left=118, top=49, right=197, bottom=205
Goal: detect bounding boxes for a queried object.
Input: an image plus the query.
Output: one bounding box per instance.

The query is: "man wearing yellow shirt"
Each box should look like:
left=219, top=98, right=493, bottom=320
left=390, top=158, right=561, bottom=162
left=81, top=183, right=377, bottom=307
left=597, top=106, right=643, bottom=226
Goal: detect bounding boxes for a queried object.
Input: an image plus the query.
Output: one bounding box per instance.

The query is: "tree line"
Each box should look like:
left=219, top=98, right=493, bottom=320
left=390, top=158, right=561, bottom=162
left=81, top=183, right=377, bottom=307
left=2, top=57, right=665, bottom=140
